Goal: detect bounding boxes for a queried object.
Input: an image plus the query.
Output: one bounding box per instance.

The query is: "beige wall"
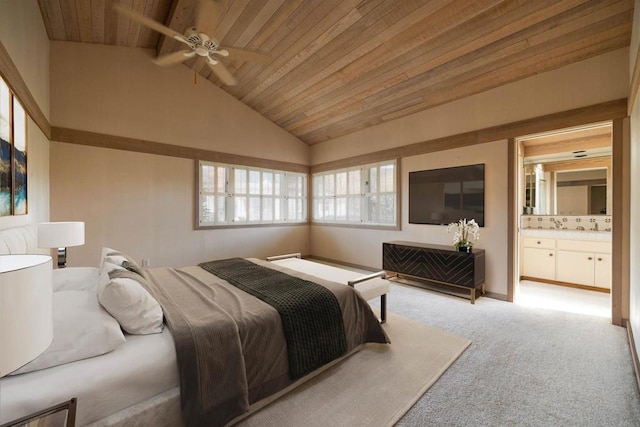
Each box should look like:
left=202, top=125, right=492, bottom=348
left=50, top=142, right=309, bottom=267
left=311, top=140, right=509, bottom=297
left=628, top=0, right=640, bottom=368
left=0, top=0, right=50, bottom=119
left=48, top=42, right=311, bottom=267
left=50, top=42, right=308, bottom=165
left=0, top=0, right=50, bottom=231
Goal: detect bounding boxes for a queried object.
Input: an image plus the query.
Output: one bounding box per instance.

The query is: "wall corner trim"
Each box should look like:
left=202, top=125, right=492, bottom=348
left=50, top=127, right=309, bottom=174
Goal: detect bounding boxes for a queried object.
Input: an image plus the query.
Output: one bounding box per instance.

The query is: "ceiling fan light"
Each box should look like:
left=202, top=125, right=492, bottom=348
left=195, top=46, right=209, bottom=56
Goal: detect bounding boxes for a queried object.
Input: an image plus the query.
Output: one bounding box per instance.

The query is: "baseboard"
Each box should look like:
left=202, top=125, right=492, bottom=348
left=484, top=291, right=508, bottom=301
left=626, top=320, right=640, bottom=394
left=520, top=276, right=610, bottom=294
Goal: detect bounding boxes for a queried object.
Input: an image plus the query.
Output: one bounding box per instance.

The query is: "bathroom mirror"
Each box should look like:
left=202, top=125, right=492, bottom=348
left=522, top=159, right=610, bottom=216
left=520, top=123, right=612, bottom=216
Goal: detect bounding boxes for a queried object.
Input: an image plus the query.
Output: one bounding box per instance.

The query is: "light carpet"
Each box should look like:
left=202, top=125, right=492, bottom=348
left=237, top=312, right=471, bottom=427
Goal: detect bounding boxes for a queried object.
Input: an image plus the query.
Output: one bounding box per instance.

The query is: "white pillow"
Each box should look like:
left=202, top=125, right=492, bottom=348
left=52, top=267, right=100, bottom=292
left=11, top=289, right=126, bottom=375
left=100, top=247, right=143, bottom=277
left=98, top=269, right=164, bottom=335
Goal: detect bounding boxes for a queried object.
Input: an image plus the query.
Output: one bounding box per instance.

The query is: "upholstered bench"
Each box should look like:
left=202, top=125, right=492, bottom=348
left=267, top=253, right=389, bottom=323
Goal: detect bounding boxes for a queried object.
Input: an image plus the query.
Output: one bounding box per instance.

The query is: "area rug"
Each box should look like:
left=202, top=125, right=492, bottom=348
left=237, top=312, right=471, bottom=426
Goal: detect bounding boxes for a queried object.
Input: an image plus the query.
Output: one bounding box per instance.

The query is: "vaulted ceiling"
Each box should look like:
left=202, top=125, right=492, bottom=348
left=37, top=0, right=634, bottom=145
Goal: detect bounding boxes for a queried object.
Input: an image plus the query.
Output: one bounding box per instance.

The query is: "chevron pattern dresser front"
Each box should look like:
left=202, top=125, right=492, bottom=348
left=383, top=241, right=485, bottom=302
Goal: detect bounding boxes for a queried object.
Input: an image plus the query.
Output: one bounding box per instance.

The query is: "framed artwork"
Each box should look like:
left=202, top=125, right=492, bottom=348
left=0, top=79, right=10, bottom=216
left=12, top=98, right=26, bottom=215
left=0, top=77, right=27, bottom=216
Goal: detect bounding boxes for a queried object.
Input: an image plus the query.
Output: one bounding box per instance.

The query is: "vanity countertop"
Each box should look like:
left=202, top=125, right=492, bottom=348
left=520, top=228, right=611, bottom=241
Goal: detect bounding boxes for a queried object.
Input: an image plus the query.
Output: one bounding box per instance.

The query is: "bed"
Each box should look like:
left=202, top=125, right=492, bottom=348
left=0, top=228, right=389, bottom=426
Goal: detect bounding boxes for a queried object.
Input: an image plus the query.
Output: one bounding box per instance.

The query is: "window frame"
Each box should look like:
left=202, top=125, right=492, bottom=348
left=311, top=159, right=400, bottom=230
left=196, top=160, right=308, bottom=229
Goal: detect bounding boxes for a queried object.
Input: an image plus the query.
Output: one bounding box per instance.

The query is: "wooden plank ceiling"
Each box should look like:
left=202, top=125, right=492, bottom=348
left=37, top=0, right=634, bottom=145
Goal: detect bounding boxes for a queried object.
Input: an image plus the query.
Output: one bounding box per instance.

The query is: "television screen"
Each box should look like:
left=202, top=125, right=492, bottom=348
left=409, top=164, right=485, bottom=227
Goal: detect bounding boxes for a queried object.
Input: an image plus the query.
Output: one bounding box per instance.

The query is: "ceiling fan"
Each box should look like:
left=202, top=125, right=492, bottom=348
left=113, top=0, right=270, bottom=86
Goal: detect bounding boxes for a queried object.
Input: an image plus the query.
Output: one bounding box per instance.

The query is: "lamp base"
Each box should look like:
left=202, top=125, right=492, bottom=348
left=57, top=247, right=67, bottom=268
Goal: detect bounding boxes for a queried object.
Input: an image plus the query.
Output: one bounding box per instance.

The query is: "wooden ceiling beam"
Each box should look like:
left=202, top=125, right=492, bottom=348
left=542, top=157, right=612, bottom=172
left=523, top=135, right=612, bottom=157
left=156, top=0, right=197, bottom=57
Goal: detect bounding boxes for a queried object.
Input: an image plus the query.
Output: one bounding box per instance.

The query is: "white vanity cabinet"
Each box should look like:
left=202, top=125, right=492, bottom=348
left=522, top=238, right=556, bottom=281
left=521, top=235, right=611, bottom=289
left=556, top=240, right=611, bottom=289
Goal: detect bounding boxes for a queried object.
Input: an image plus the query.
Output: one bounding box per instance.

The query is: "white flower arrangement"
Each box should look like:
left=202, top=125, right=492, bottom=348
left=447, top=218, right=480, bottom=250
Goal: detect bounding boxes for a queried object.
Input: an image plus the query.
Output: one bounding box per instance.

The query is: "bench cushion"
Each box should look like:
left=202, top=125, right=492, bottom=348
left=270, top=258, right=389, bottom=301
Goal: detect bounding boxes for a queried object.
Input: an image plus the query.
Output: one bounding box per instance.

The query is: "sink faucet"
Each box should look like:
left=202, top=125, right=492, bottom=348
left=593, top=222, right=599, bottom=231
left=553, top=219, right=563, bottom=229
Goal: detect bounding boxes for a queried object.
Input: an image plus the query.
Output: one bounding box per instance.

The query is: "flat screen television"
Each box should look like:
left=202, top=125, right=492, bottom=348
left=408, top=164, right=485, bottom=227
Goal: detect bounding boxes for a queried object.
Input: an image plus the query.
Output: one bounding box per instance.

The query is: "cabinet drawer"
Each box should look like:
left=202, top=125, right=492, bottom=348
left=522, top=247, right=555, bottom=281
left=556, top=239, right=610, bottom=253
left=523, top=237, right=555, bottom=249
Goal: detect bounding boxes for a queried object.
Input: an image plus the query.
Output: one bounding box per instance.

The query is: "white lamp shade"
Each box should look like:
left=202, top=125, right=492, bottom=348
left=0, top=255, right=53, bottom=376
left=38, top=222, right=85, bottom=248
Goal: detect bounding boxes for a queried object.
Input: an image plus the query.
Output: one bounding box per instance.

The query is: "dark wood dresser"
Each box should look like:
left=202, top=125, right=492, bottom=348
left=382, top=240, right=485, bottom=303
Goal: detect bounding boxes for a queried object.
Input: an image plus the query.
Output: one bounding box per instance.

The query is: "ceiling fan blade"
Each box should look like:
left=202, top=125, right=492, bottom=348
left=221, top=46, right=271, bottom=65
left=206, top=58, right=237, bottom=86
left=154, top=50, right=196, bottom=66
left=196, top=0, right=221, bottom=39
left=113, top=3, right=189, bottom=45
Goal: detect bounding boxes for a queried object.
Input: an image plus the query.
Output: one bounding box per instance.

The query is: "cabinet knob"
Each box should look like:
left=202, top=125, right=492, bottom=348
left=597, top=257, right=603, bottom=261
left=588, top=257, right=593, bottom=260
left=549, top=253, right=553, bottom=257
left=537, top=241, right=541, bottom=244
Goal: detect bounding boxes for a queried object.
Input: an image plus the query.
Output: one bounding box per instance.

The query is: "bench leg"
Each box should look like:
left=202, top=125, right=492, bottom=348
left=380, top=294, right=387, bottom=324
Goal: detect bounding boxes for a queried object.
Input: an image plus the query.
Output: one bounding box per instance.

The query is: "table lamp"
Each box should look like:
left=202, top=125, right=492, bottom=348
left=37, top=222, right=85, bottom=268
left=0, top=254, right=53, bottom=376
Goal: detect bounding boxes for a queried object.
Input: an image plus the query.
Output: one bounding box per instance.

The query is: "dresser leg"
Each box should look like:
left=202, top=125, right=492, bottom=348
left=470, top=288, right=475, bottom=304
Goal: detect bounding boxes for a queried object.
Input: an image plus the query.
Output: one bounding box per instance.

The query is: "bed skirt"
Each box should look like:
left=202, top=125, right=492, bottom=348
left=87, top=344, right=364, bottom=427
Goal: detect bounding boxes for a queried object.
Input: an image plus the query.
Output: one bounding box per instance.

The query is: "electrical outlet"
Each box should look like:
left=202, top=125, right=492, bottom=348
left=141, top=259, right=150, bottom=267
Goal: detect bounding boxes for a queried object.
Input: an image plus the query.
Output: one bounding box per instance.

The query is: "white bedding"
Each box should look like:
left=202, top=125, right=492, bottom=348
left=0, top=328, right=179, bottom=426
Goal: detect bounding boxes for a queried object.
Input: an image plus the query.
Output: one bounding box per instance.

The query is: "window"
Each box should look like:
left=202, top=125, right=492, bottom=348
left=312, top=160, right=397, bottom=227
left=198, top=161, right=307, bottom=227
